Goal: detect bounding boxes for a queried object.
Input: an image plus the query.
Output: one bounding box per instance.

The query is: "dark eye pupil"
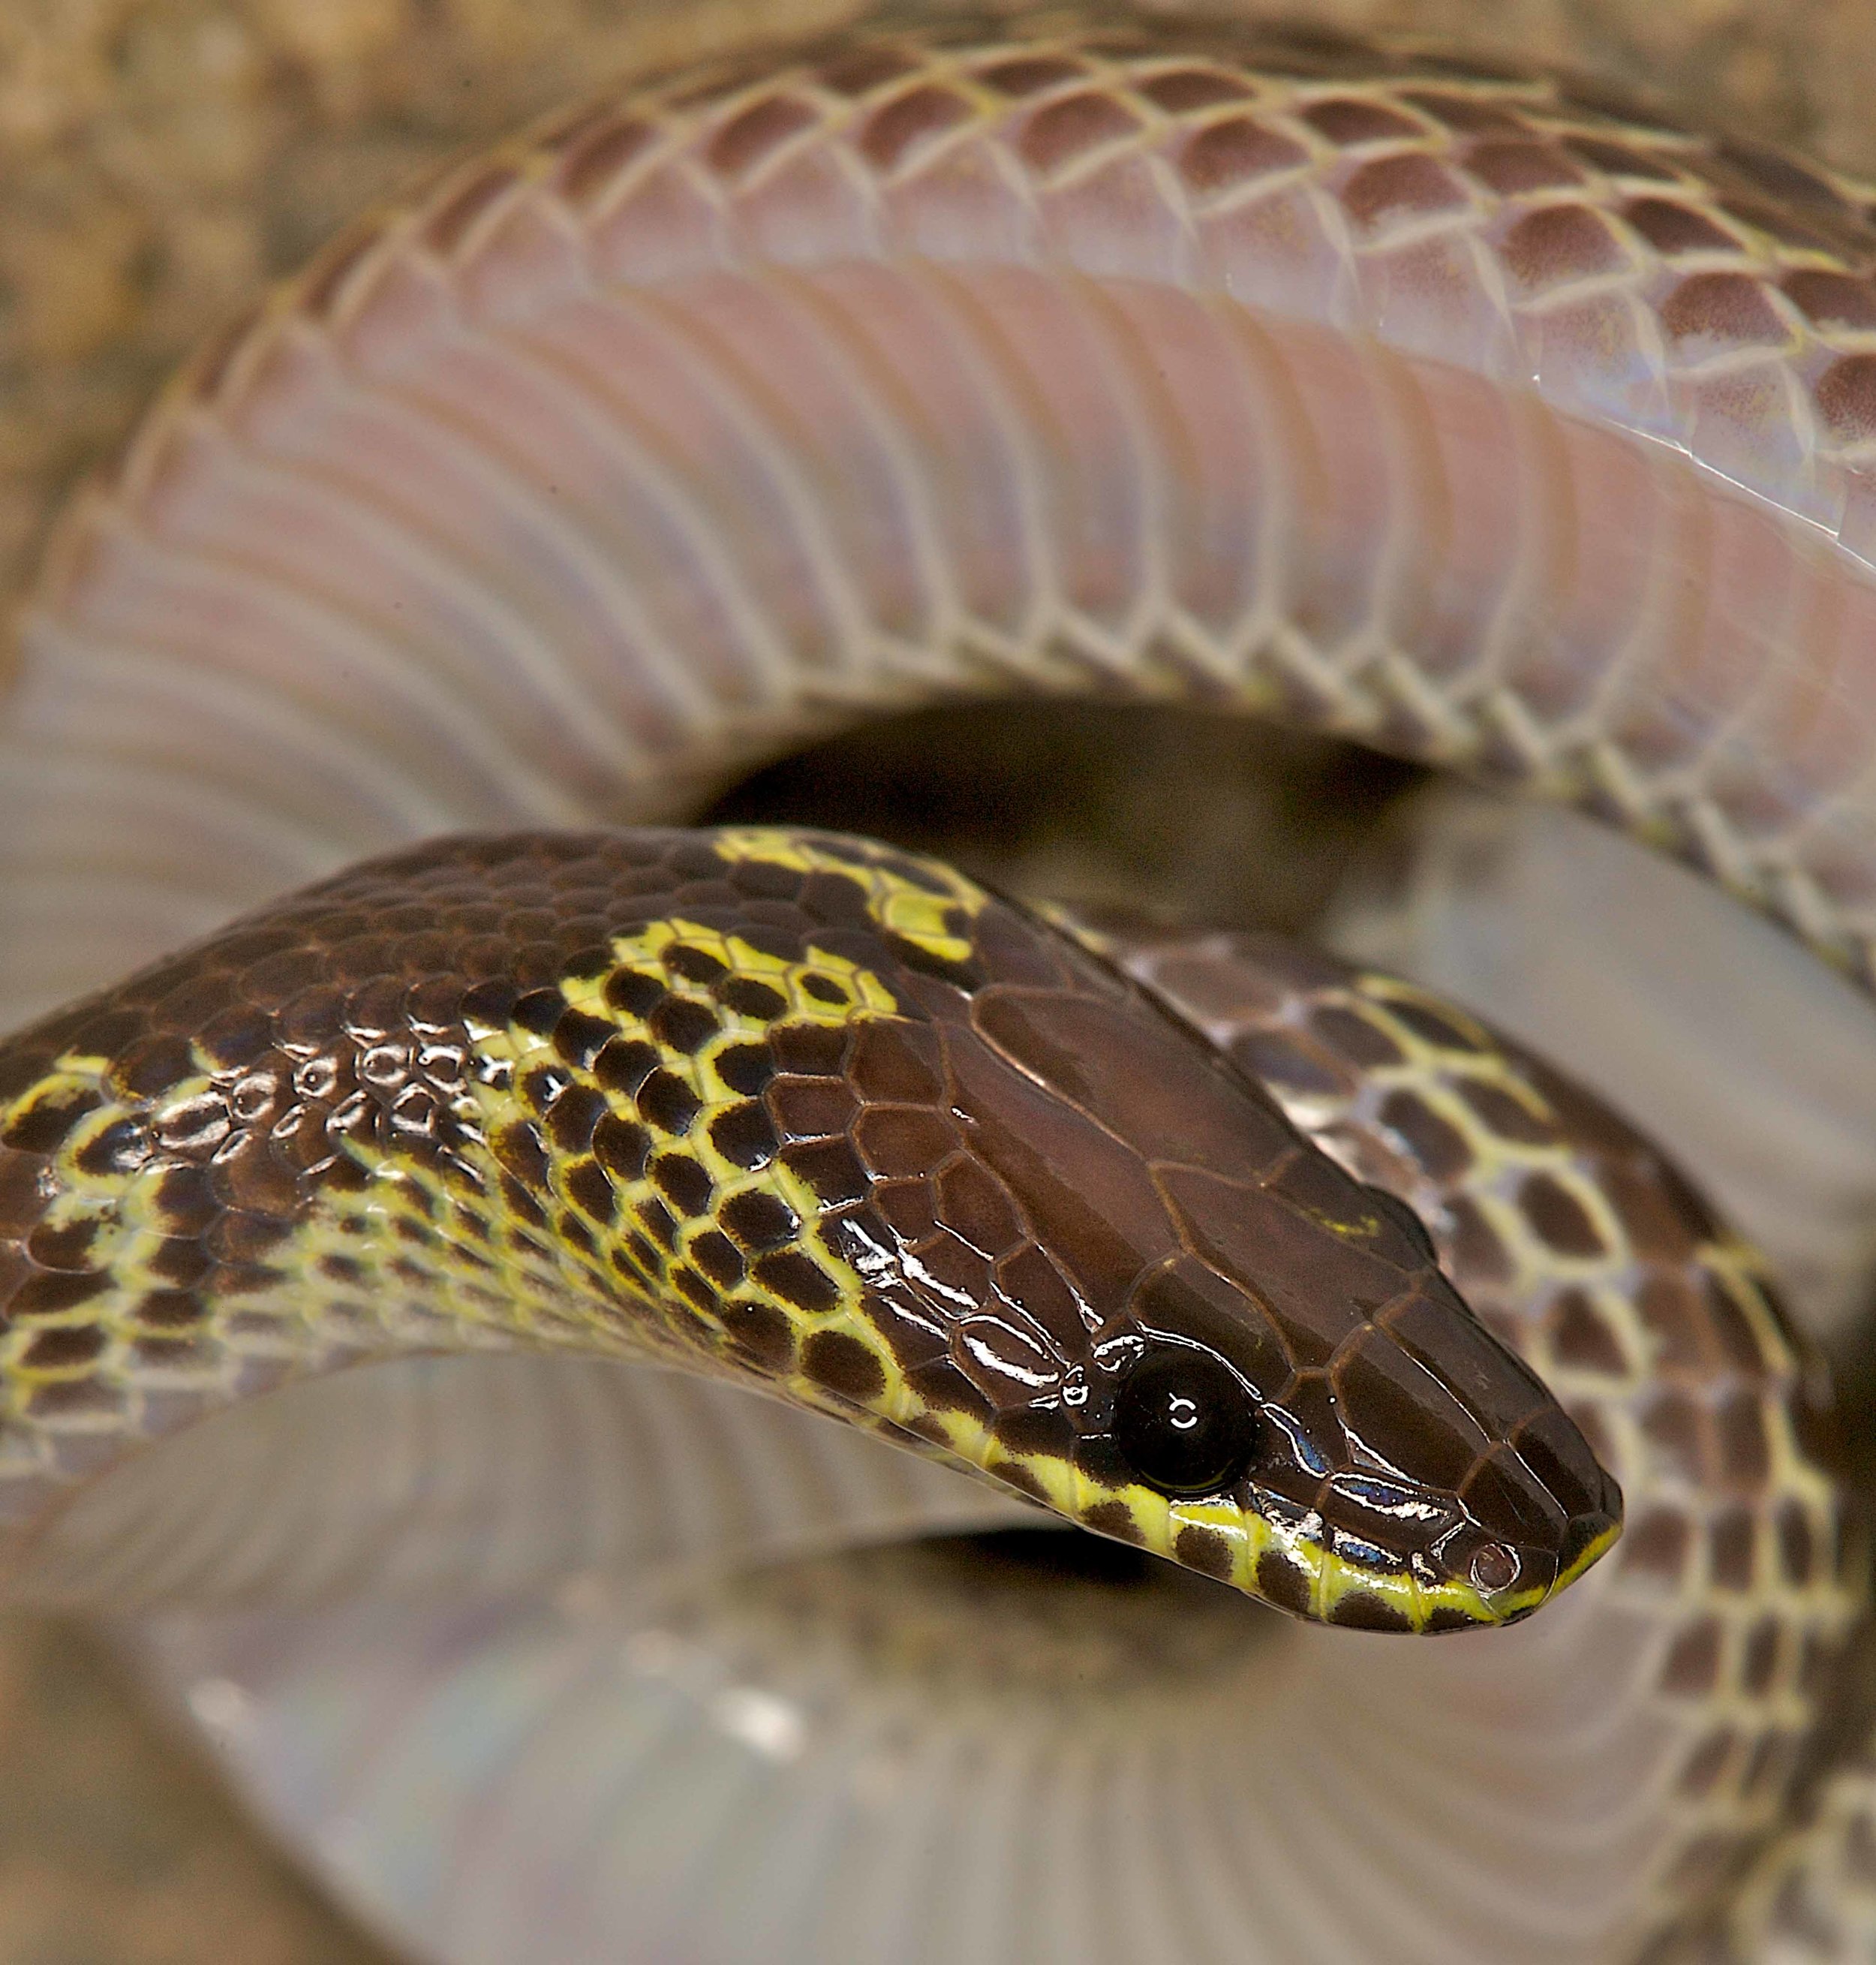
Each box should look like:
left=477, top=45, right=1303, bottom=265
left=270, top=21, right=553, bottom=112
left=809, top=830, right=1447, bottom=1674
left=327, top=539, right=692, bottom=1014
left=1113, top=1347, right=1259, bottom=1498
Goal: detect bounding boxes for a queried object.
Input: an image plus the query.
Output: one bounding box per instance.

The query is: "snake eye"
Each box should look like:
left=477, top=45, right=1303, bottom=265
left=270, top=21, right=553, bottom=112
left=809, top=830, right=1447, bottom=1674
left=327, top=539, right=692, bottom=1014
left=1113, top=1347, right=1260, bottom=1499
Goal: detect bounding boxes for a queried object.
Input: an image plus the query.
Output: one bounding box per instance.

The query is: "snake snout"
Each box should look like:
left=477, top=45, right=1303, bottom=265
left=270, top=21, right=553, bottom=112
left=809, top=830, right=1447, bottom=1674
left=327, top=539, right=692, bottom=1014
left=1419, top=1416, right=1625, bottom=1629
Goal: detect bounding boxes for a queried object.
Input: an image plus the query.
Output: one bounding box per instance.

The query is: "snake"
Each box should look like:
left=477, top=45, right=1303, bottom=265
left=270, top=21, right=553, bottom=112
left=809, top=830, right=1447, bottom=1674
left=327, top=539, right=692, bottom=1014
left=6, top=5, right=1876, bottom=1960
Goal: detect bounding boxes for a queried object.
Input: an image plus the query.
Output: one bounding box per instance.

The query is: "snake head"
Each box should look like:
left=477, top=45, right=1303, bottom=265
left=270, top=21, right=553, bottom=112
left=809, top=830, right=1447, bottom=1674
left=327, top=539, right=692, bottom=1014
left=723, top=834, right=1625, bottom=1633
left=934, top=939, right=1622, bottom=1629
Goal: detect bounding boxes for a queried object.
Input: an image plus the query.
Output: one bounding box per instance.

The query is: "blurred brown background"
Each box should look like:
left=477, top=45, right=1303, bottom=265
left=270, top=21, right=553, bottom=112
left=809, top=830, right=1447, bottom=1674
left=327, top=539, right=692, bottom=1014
left=1, top=1, right=1871, bottom=1959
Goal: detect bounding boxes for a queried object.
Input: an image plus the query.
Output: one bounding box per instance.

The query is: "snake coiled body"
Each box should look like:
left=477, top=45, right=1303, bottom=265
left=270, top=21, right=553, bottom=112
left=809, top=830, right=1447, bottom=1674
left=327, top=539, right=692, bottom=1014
left=6, top=9, right=1876, bottom=1963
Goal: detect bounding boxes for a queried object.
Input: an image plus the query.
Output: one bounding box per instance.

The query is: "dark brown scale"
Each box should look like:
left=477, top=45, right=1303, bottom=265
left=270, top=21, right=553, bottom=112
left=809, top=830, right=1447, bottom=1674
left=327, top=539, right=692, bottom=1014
left=1625, top=1509, right=1693, bottom=1585
left=1463, top=139, right=1586, bottom=195
left=976, top=53, right=1086, bottom=98
left=20, top=1325, right=107, bottom=1371
left=711, top=1101, right=778, bottom=1169
left=11, top=1271, right=111, bottom=1317
left=801, top=1329, right=888, bottom=1404
left=994, top=1244, right=1087, bottom=1353
left=146, top=1237, right=210, bottom=1286
left=1018, top=90, right=1143, bottom=174
left=766, top=1073, right=858, bottom=1141
left=1138, top=68, right=1253, bottom=113
left=671, top=1265, right=721, bottom=1318
left=517, top=1064, right=568, bottom=1114
left=634, top=1197, right=679, bottom=1253
left=705, top=93, right=817, bottom=183
left=753, top=1250, right=840, bottom=1314
left=592, top=1114, right=651, bottom=1184
left=855, top=1104, right=959, bottom=1181
left=545, top=1084, right=608, bottom=1156
left=650, top=1154, right=714, bottom=1217
left=905, top=1357, right=997, bottom=1422
left=593, top=1036, right=659, bottom=1095
left=1302, top=96, right=1427, bottom=145
left=604, top=968, right=665, bottom=1016
left=1331, top=1591, right=1415, bottom=1633
left=1715, top=1394, right=1772, bottom=1487
left=781, top=1138, right=868, bottom=1204
left=912, top=1238, right=1010, bottom=1323
left=1178, top=117, right=1309, bottom=194
left=1340, top=153, right=1470, bottom=234
left=637, top=1070, right=701, bottom=1135
left=1820, top=351, right=1876, bottom=438
left=29, top=1377, right=125, bottom=1420
left=816, top=44, right=921, bottom=97
left=137, top=1289, right=206, bottom=1331
left=1084, top=1499, right=1144, bottom=1546
left=722, top=1298, right=796, bottom=1371
left=993, top=1461, right=1052, bottom=1506
left=1519, top=1172, right=1606, bottom=1258
left=552, top=1010, right=616, bottom=1068
left=1709, top=1512, right=1758, bottom=1590
left=24, top=1218, right=99, bottom=1272
left=690, top=1232, right=745, bottom=1289
left=1661, top=271, right=1790, bottom=349
left=1310, top=1001, right=1405, bottom=1067
left=858, top=86, right=975, bottom=174
left=1549, top=1289, right=1628, bottom=1375
left=1665, top=1619, right=1721, bottom=1697
left=719, top=978, right=786, bottom=1021
left=1173, top=1524, right=1237, bottom=1581
left=495, top=1122, right=552, bottom=1190
left=556, top=1211, right=598, bottom=1260
left=649, top=997, right=720, bottom=1053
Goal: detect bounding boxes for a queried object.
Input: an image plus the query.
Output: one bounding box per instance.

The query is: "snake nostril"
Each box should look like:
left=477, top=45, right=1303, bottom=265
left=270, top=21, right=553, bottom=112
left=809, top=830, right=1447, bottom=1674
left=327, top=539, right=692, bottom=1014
left=1469, top=1542, right=1520, bottom=1593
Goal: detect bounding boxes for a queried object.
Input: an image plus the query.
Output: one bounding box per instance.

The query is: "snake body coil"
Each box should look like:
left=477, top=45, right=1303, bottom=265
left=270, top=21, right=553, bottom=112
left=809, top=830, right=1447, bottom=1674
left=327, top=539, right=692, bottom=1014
left=6, top=10, right=1876, bottom=1963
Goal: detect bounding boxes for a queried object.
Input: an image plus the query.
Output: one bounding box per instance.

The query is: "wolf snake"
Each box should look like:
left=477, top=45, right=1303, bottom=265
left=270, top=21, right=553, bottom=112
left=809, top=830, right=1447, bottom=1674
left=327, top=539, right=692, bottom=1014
left=4, top=7, right=1876, bottom=1960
